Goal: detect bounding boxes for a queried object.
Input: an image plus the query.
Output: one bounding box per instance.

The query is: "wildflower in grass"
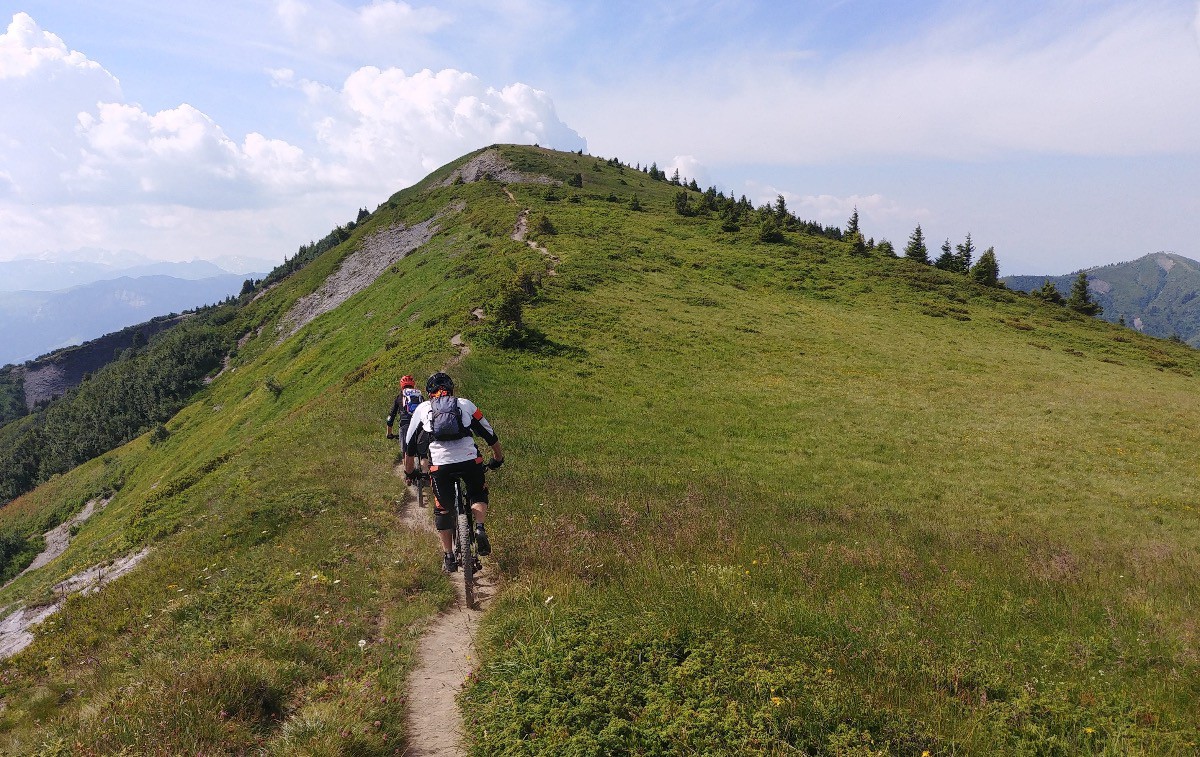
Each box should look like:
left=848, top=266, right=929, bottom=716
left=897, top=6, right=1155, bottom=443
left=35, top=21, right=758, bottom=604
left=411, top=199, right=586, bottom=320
left=771, top=696, right=783, bottom=706
left=1084, top=727, right=1095, bottom=734
left=358, top=639, right=367, bottom=650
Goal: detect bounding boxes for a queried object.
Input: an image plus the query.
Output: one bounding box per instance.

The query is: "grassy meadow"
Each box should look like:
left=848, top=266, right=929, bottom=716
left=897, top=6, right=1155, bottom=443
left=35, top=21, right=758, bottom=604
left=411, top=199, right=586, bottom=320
left=0, top=145, right=1197, bottom=754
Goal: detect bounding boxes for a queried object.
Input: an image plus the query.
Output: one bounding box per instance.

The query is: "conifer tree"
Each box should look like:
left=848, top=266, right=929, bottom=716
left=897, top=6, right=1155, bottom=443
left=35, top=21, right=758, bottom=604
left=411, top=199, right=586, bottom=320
left=774, top=194, right=788, bottom=220
left=1032, top=279, right=1064, bottom=304
left=848, top=232, right=867, bottom=256
left=970, top=246, right=999, bottom=286
left=846, top=207, right=860, bottom=237
left=955, top=233, right=975, bottom=274
left=1066, top=272, right=1103, bottom=316
left=673, top=191, right=696, bottom=217
left=934, top=239, right=956, bottom=270
left=904, top=224, right=930, bottom=264
left=876, top=239, right=896, bottom=257
left=758, top=216, right=784, bottom=243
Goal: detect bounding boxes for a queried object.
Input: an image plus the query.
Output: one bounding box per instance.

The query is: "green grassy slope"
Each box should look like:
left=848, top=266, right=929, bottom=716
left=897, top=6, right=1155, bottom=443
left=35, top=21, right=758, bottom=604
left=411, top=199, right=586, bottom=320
left=1, top=145, right=1197, bottom=754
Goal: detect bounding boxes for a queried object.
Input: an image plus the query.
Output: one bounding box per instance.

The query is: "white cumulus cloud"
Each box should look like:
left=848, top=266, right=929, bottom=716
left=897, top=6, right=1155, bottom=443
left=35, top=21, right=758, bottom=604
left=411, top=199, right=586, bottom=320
left=290, top=65, right=585, bottom=188
left=664, top=155, right=709, bottom=187
left=0, top=11, right=586, bottom=261
left=0, top=13, right=121, bottom=202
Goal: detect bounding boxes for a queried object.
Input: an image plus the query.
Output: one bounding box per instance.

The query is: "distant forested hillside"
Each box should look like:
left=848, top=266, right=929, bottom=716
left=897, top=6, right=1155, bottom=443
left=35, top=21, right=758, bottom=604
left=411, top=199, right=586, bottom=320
left=0, top=273, right=258, bottom=366
left=1004, top=252, right=1200, bottom=345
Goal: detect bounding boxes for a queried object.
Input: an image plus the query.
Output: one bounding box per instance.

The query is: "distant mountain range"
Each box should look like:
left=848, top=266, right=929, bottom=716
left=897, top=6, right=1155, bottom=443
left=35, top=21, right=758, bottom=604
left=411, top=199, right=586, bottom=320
left=0, top=273, right=260, bottom=366
left=1003, top=252, right=1200, bottom=346
left=0, top=253, right=276, bottom=292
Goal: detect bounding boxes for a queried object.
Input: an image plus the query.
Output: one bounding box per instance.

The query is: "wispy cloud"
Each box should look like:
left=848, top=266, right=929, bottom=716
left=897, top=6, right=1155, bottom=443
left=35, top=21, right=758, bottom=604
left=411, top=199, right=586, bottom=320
left=579, top=2, right=1200, bottom=163
left=274, top=0, right=452, bottom=58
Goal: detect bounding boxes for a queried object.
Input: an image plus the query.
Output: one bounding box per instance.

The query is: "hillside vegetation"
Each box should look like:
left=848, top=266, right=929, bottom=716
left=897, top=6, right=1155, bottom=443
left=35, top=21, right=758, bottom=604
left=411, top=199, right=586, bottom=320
left=0, top=145, right=1197, bottom=755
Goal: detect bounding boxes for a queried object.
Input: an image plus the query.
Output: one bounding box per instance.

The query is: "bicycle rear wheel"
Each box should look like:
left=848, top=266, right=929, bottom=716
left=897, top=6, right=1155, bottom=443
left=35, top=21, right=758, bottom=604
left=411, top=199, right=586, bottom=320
left=457, top=510, right=475, bottom=608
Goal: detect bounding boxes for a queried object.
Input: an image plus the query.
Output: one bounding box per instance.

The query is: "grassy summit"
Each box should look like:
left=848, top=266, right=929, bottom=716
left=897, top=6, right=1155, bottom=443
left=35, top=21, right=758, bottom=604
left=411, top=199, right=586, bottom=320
left=0, top=145, right=1197, bottom=754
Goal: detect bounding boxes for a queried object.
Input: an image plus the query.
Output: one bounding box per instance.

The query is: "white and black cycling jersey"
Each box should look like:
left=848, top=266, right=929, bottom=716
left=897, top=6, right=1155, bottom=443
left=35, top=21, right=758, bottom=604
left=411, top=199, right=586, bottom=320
left=404, top=396, right=498, bottom=466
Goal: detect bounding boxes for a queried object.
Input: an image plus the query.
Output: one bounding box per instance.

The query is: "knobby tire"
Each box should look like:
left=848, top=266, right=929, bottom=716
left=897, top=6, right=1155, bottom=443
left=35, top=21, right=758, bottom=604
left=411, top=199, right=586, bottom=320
left=457, top=508, right=475, bottom=609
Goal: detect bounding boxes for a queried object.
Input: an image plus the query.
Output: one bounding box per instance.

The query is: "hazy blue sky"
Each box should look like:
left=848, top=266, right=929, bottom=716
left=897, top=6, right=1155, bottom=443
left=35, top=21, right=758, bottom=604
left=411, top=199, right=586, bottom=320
left=3, top=1, right=1198, bottom=275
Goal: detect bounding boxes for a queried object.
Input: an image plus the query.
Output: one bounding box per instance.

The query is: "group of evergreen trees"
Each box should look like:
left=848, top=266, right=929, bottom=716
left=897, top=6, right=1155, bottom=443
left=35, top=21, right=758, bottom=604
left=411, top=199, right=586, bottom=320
left=625, top=151, right=1004, bottom=284
left=903, top=224, right=1000, bottom=286
left=255, top=208, right=372, bottom=292
left=1030, top=272, right=1103, bottom=316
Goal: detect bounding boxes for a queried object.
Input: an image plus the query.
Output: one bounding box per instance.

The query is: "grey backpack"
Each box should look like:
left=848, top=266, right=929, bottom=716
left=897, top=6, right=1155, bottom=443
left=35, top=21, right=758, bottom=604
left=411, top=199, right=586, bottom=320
left=429, top=395, right=469, bottom=441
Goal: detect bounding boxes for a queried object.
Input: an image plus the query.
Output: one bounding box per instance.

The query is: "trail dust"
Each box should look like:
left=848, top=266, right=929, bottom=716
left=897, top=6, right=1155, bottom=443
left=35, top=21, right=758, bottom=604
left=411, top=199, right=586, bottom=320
left=397, top=330, right=497, bottom=755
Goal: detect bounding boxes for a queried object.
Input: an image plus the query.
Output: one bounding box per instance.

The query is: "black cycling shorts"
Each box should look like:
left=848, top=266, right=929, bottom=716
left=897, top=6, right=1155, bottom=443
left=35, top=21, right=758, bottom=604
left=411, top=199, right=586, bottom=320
left=429, top=458, right=489, bottom=532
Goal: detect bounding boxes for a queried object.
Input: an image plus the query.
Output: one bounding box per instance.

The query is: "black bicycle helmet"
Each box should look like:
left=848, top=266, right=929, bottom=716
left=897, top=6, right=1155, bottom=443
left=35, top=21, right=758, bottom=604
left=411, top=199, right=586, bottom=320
left=426, top=371, right=454, bottom=395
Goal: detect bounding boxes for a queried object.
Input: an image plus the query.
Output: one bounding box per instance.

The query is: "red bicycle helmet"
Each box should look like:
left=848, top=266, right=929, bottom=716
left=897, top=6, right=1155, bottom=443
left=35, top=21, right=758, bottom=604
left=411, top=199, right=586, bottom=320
left=400, top=375, right=416, bottom=388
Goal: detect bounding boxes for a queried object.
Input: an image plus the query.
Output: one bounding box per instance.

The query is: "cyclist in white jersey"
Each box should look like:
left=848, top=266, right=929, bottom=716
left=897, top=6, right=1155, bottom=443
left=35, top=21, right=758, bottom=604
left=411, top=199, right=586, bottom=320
left=403, top=372, right=504, bottom=573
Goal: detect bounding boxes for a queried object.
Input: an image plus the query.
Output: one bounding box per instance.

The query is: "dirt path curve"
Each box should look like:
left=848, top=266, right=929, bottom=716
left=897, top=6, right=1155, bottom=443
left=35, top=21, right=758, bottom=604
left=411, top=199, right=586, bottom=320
left=398, top=333, right=498, bottom=756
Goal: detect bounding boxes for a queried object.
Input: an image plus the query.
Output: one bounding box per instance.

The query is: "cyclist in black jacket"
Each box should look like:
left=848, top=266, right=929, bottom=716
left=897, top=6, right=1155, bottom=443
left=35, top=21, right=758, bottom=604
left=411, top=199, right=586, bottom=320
left=385, top=375, right=424, bottom=454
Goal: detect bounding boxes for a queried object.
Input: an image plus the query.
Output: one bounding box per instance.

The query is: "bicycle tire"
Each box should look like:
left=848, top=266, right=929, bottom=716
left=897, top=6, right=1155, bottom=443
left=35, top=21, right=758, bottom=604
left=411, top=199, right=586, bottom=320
left=457, top=509, right=475, bottom=608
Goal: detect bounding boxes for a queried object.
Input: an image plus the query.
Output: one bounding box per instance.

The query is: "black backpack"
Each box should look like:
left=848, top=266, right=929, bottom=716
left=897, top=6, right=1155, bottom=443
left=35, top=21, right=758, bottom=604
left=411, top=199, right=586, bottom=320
left=428, top=395, right=469, bottom=441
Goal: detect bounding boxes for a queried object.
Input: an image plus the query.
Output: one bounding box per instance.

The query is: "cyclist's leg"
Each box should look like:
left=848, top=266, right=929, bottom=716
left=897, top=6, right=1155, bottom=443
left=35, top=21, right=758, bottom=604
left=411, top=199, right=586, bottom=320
left=428, top=467, right=457, bottom=553
left=462, top=461, right=489, bottom=524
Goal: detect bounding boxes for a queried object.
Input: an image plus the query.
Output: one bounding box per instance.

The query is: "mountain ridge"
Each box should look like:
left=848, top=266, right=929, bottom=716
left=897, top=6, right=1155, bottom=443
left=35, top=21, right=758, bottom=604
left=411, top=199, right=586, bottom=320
left=0, top=144, right=1196, bottom=753
left=0, top=272, right=261, bottom=366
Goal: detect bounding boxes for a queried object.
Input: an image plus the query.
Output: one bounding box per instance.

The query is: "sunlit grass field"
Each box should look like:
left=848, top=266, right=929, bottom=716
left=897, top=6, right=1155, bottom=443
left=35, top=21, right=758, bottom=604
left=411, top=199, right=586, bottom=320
left=1, top=145, right=1197, bottom=753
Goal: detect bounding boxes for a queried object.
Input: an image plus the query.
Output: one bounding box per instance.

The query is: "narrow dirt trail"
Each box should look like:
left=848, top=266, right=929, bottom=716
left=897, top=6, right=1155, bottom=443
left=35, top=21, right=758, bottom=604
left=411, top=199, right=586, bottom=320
left=511, top=209, right=560, bottom=276
left=504, top=186, right=559, bottom=276
left=398, top=335, right=498, bottom=756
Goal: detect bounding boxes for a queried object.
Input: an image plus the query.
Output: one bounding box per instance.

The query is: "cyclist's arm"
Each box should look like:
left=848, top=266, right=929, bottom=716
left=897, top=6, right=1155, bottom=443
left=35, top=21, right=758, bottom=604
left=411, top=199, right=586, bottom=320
left=461, top=400, right=498, bottom=446
left=385, top=395, right=401, bottom=434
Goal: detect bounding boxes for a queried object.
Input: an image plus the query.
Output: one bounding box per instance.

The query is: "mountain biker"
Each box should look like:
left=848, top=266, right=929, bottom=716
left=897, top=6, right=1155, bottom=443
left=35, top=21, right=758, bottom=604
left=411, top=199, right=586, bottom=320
left=385, top=375, right=424, bottom=455
left=403, top=371, right=504, bottom=574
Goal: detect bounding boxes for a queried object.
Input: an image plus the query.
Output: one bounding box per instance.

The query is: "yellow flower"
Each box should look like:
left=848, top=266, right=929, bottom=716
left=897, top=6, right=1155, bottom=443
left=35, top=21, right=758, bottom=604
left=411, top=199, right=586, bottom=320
left=770, top=696, right=783, bottom=706
left=1084, top=727, right=1095, bottom=735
